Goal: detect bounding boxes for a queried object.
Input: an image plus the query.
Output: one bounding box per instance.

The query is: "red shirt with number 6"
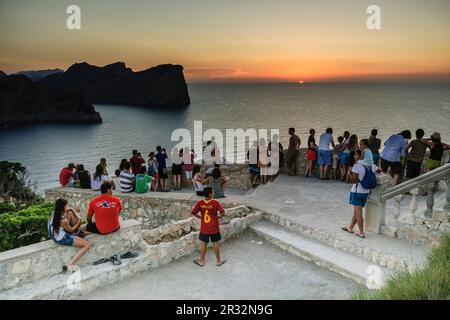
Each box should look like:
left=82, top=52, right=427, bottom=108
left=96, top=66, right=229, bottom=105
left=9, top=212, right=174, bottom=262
left=191, top=199, right=225, bottom=235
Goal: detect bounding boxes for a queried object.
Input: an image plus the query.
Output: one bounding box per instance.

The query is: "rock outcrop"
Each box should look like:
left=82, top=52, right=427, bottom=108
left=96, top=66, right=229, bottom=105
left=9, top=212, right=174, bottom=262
left=0, top=75, right=102, bottom=125
left=38, top=62, right=190, bottom=107
left=0, top=71, right=6, bottom=77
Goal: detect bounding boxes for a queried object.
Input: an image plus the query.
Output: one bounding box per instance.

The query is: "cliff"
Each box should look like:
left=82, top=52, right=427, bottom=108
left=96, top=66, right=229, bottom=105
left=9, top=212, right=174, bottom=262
left=0, top=71, right=6, bottom=77
left=13, top=69, right=64, bottom=81
left=0, top=75, right=102, bottom=125
left=38, top=62, right=190, bottom=107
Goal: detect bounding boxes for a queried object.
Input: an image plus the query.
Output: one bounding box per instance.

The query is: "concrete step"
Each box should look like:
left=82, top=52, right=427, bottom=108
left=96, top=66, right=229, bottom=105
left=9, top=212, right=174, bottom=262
left=260, top=212, right=429, bottom=273
left=251, top=221, right=392, bottom=288
left=0, top=250, right=151, bottom=300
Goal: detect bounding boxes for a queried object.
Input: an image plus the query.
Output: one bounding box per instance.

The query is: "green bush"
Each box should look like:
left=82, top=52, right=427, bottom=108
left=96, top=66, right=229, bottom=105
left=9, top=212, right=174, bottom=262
left=0, top=202, right=53, bottom=252
left=0, top=203, right=17, bottom=214
left=353, top=235, right=450, bottom=300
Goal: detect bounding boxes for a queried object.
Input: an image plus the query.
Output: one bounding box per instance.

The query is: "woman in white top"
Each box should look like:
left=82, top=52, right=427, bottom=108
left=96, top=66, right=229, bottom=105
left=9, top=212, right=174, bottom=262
left=47, top=198, right=91, bottom=272
left=341, top=150, right=381, bottom=239
left=91, top=164, right=115, bottom=191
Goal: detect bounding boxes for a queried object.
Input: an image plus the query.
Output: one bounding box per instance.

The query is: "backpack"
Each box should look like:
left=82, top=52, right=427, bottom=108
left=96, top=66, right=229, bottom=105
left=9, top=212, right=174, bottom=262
left=359, top=165, right=377, bottom=190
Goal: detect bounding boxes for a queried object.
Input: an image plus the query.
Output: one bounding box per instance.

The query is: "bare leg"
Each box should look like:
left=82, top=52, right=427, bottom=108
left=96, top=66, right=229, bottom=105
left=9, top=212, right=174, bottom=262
left=355, top=206, right=364, bottom=236
left=348, top=207, right=357, bottom=230
left=198, top=241, right=207, bottom=265
left=212, top=242, right=222, bottom=265
left=69, top=236, right=91, bottom=266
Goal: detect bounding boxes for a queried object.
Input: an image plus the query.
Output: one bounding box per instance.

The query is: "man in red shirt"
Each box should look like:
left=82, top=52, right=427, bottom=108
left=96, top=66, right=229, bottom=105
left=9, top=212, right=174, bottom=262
left=130, top=150, right=146, bottom=175
left=191, top=187, right=226, bottom=267
left=59, top=163, right=75, bottom=187
left=86, top=182, right=123, bottom=234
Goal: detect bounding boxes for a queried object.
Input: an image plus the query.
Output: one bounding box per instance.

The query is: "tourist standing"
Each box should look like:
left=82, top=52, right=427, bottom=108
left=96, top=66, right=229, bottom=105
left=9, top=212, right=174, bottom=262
left=268, top=134, right=282, bottom=181
left=380, top=130, right=411, bottom=186
left=341, top=150, right=380, bottom=239
left=130, top=150, right=145, bottom=176
left=192, top=187, right=226, bottom=267
left=405, top=129, right=427, bottom=179
left=318, top=128, right=335, bottom=180
left=286, top=128, right=301, bottom=176
left=340, top=131, right=351, bottom=182
left=258, top=138, right=270, bottom=184
left=118, top=161, right=135, bottom=193
left=86, top=182, right=123, bottom=235
left=59, top=163, right=75, bottom=187
left=147, top=152, right=159, bottom=191
left=156, top=146, right=169, bottom=192
left=368, top=129, right=381, bottom=166
left=346, top=134, right=359, bottom=183
left=332, top=136, right=344, bottom=180
left=183, top=147, right=197, bottom=189
left=248, top=140, right=260, bottom=186
left=421, top=132, right=449, bottom=172
left=171, top=148, right=183, bottom=190
left=305, top=129, right=317, bottom=178
left=48, top=198, right=91, bottom=273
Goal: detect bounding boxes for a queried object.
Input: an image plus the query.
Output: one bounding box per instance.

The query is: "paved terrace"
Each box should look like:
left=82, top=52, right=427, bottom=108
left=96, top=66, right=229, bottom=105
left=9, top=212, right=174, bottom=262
left=82, top=231, right=357, bottom=300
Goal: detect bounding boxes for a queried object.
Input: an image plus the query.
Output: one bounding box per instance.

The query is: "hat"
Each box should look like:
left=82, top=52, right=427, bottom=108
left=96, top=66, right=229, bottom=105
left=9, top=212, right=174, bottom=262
left=431, top=132, right=441, bottom=140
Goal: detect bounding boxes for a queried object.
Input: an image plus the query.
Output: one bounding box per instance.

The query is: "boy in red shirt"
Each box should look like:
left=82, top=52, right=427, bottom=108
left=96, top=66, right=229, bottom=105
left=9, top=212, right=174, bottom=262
left=192, top=187, right=226, bottom=267
left=86, top=182, right=123, bottom=234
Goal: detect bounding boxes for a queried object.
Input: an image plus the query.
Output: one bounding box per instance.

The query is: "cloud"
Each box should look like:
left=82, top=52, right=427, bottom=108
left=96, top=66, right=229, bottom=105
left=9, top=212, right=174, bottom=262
left=184, top=66, right=249, bottom=79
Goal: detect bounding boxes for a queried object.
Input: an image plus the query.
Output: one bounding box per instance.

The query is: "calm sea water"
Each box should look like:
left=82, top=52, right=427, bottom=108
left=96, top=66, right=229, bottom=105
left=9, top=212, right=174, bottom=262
left=1, top=83, right=449, bottom=194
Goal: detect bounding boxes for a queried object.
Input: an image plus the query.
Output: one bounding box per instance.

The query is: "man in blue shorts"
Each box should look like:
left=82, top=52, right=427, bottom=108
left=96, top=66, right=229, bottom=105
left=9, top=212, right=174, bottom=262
left=317, top=128, right=335, bottom=180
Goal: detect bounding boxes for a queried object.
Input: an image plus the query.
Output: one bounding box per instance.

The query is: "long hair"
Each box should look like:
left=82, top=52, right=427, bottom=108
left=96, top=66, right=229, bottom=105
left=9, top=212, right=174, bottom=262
left=52, top=198, right=67, bottom=235
left=94, top=164, right=104, bottom=181
left=349, top=134, right=359, bottom=149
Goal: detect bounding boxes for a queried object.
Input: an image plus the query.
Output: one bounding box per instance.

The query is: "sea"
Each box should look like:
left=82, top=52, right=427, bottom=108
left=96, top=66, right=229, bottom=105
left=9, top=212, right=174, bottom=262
left=1, top=82, right=449, bottom=194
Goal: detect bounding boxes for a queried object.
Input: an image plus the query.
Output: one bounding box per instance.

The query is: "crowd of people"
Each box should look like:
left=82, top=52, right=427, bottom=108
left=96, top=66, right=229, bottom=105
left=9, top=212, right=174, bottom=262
left=59, top=145, right=230, bottom=199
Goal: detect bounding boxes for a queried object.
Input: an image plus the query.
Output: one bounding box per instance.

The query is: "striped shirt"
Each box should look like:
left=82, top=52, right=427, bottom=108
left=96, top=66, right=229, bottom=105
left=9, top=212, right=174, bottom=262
left=119, top=170, right=135, bottom=193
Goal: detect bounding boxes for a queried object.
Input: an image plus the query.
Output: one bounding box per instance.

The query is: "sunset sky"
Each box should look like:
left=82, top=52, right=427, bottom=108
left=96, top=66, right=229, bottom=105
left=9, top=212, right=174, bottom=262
left=0, top=0, right=449, bottom=82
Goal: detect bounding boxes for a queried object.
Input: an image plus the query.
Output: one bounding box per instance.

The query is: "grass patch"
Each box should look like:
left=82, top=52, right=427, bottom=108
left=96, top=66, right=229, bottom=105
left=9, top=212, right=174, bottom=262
left=352, top=234, right=450, bottom=300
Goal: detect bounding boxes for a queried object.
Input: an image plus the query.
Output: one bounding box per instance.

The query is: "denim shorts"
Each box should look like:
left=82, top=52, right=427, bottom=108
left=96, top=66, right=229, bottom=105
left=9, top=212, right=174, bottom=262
left=340, top=152, right=349, bottom=166
left=49, top=232, right=75, bottom=246
left=349, top=192, right=369, bottom=208
left=318, top=150, right=331, bottom=166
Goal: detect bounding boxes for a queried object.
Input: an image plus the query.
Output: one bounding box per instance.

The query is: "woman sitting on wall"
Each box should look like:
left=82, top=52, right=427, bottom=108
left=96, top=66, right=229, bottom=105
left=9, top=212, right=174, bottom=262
left=203, top=167, right=228, bottom=198
left=47, top=199, right=91, bottom=273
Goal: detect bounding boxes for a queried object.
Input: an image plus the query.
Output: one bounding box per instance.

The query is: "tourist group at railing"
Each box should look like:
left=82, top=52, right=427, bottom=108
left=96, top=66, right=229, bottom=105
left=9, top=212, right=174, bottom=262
left=51, top=129, right=448, bottom=272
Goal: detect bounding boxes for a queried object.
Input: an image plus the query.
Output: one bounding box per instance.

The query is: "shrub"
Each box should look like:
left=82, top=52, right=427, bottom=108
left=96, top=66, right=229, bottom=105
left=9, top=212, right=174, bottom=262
left=0, top=202, right=53, bottom=252
left=352, top=235, right=450, bottom=300
left=0, top=203, right=16, bottom=214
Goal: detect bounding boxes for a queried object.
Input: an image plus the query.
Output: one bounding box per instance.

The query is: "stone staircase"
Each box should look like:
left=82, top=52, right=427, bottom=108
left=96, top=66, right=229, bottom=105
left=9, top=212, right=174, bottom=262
left=249, top=212, right=429, bottom=289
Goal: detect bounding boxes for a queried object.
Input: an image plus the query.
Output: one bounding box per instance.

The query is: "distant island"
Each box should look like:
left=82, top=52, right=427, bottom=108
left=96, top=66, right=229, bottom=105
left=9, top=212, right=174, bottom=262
left=0, top=62, right=190, bottom=126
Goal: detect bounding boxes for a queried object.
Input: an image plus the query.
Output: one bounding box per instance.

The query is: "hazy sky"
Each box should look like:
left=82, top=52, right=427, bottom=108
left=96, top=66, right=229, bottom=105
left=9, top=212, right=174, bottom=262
left=0, top=0, right=449, bottom=82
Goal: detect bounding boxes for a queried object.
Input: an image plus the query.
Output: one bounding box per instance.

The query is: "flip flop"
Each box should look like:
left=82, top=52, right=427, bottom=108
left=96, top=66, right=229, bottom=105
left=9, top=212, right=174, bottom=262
left=93, top=258, right=109, bottom=265
left=216, top=259, right=227, bottom=267
left=193, top=259, right=204, bottom=267
left=341, top=226, right=354, bottom=234
left=356, top=233, right=366, bottom=239
left=109, top=254, right=122, bottom=265
left=120, top=251, right=139, bottom=259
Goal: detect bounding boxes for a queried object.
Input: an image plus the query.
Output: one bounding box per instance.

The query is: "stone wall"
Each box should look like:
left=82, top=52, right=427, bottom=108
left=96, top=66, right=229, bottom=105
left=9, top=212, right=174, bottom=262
left=0, top=219, right=142, bottom=292
left=45, top=188, right=242, bottom=229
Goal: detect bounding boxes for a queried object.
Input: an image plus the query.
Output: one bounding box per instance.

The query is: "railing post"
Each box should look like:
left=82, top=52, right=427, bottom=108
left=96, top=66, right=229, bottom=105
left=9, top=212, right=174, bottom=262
left=444, top=174, right=450, bottom=214
left=365, top=173, right=390, bottom=233
left=424, top=181, right=436, bottom=218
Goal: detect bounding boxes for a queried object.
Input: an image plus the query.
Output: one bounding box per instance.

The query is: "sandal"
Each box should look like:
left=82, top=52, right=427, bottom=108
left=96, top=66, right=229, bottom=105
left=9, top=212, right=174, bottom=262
left=356, top=233, right=366, bottom=239
left=93, top=258, right=109, bottom=265
left=216, top=259, right=227, bottom=267
left=341, top=226, right=354, bottom=234
left=108, top=254, right=122, bottom=265
left=120, top=251, right=139, bottom=259
left=193, top=259, right=204, bottom=267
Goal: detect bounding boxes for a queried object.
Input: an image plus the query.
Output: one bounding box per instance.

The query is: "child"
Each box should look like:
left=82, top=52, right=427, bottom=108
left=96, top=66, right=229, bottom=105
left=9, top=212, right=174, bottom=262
left=147, top=152, right=159, bottom=191
left=305, top=129, right=317, bottom=177
left=192, top=187, right=227, bottom=267
left=135, top=166, right=154, bottom=194
left=333, top=136, right=344, bottom=180
left=360, top=139, right=374, bottom=165
left=341, top=150, right=380, bottom=239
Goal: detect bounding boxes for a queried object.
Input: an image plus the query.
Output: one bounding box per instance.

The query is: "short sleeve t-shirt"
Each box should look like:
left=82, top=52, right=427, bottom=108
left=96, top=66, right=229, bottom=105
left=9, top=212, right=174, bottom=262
left=119, top=170, right=135, bottom=193
left=135, top=174, right=153, bottom=193
left=155, top=152, right=167, bottom=170
left=288, top=135, right=301, bottom=150
left=191, top=199, right=225, bottom=235
left=351, top=160, right=378, bottom=194
left=87, top=194, right=123, bottom=234
left=318, top=133, right=334, bottom=151
left=408, top=139, right=427, bottom=163
left=380, top=134, right=407, bottom=162
left=59, top=167, right=73, bottom=186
